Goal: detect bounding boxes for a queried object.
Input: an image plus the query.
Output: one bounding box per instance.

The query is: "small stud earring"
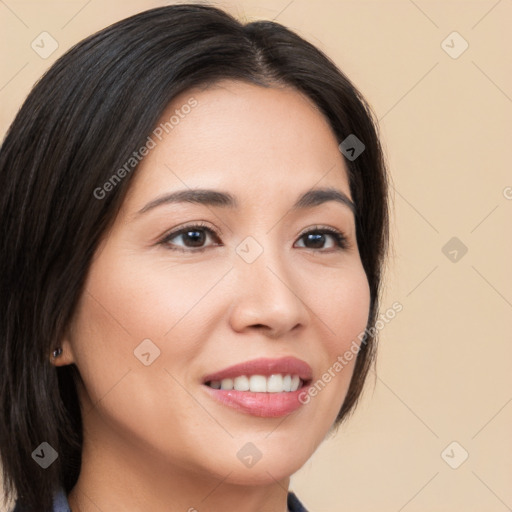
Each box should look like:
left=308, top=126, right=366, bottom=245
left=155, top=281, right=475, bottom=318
left=52, top=347, right=63, bottom=358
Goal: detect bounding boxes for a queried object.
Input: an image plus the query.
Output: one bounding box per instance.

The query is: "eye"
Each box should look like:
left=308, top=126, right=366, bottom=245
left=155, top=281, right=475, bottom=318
left=160, top=222, right=221, bottom=252
left=294, top=226, right=348, bottom=251
left=159, top=223, right=348, bottom=253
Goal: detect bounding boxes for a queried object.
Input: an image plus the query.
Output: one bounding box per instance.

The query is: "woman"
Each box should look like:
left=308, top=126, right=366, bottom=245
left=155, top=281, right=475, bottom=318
left=0, top=4, right=388, bottom=511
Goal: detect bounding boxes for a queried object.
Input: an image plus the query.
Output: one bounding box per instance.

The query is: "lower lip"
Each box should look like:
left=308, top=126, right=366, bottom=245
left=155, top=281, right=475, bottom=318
left=202, top=384, right=310, bottom=418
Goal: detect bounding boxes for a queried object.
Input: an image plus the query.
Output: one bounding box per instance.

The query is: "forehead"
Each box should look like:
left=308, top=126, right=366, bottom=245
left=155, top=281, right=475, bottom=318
left=122, top=80, right=351, bottom=212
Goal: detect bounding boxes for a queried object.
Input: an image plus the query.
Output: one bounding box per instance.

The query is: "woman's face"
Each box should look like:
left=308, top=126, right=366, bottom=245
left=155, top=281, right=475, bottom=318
left=61, top=80, right=370, bottom=485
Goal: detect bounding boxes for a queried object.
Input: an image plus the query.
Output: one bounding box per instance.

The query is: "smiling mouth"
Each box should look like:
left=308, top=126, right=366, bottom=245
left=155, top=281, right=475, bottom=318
left=202, top=375, right=313, bottom=418
left=204, top=374, right=311, bottom=393
left=201, top=356, right=314, bottom=416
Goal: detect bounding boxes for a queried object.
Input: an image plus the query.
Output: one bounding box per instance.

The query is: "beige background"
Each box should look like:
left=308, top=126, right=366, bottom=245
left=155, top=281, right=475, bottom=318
left=1, top=1, right=511, bottom=511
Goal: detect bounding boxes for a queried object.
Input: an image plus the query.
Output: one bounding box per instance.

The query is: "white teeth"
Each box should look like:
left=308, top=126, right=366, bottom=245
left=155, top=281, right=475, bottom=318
left=233, top=375, right=250, bottom=391
left=267, top=374, right=283, bottom=393
left=249, top=375, right=267, bottom=392
left=220, top=378, right=233, bottom=390
left=209, top=374, right=303, bottom=393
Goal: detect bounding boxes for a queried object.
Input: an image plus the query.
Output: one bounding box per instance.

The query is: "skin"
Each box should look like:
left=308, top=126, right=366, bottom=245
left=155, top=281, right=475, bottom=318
left=55, top=80, right=371, bottom=512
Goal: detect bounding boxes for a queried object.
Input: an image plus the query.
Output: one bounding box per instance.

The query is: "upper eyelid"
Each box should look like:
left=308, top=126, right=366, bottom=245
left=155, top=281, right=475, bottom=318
left=162, top=223, right=346, bottom=237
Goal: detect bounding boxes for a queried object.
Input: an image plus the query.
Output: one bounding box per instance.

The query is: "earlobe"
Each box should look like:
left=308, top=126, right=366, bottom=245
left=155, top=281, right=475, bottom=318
left=49, top=338, right=75, bottom=366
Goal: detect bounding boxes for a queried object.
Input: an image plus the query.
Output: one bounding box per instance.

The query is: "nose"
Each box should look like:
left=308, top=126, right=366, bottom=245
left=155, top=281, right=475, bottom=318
left=228, top=244, right=310, bottom=338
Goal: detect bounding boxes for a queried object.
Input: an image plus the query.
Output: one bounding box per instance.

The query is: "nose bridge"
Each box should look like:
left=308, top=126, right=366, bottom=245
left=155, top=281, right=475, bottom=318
left=229, top=233, right=309, bottom=334
left=235, top=232, right=292, bottom=292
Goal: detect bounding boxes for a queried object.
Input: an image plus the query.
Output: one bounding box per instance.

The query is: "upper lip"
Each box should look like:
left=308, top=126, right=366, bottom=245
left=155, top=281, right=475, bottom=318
left=202, top=356, right=313, bottom=384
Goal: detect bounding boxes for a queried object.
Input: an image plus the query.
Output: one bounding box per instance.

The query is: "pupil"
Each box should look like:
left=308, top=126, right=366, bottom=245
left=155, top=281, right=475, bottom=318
left=185, top=230, right=205, bottom=246
left=307, top=233, right=324, bottom=248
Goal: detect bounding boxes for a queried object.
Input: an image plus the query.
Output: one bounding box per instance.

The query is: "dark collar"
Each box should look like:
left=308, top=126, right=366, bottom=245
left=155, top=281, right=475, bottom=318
left=288, top=490, right=309, bottom=511
left=14, top=488, right=309, bottom=511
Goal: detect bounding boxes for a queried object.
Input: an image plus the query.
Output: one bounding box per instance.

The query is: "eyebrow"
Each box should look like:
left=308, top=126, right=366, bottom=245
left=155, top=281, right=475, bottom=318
left=137, top=186, right=356, bottom=215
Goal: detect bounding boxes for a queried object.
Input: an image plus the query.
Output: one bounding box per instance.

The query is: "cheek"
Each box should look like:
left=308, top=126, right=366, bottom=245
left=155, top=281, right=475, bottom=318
left=307, top=262, right=371, bottom=353
left=297, top=262, right=371, bottom=422
left=67, top=253, right=230, bottom=406
left=86, top=251, right=231, bottom=340
left=67, top=266, right=211, bottom=458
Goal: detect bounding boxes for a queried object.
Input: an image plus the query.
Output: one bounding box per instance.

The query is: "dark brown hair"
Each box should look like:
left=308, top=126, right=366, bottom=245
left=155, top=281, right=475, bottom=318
left=0, top=4, right=388, bottom=511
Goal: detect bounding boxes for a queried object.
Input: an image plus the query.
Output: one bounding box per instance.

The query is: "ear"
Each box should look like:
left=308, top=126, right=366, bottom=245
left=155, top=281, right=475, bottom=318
left=50, top=334, right=76, bottom=367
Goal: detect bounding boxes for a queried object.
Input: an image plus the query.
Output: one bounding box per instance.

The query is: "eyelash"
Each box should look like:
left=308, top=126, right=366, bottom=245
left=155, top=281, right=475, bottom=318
left=159, top=222, right=349, bottom=253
